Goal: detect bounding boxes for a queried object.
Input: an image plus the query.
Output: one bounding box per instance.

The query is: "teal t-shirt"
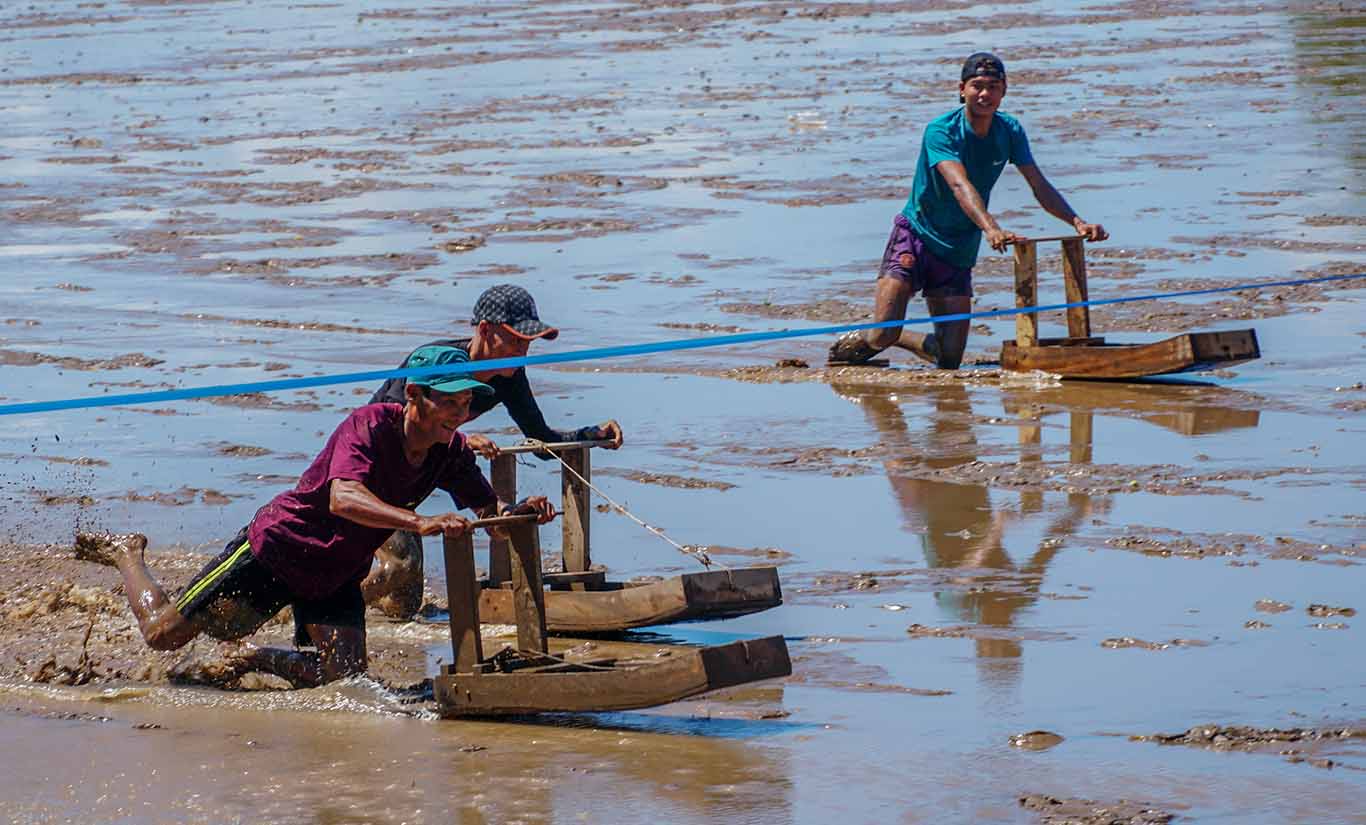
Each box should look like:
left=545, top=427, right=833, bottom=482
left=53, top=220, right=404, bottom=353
left=900, top=108, right=1034, bottom=269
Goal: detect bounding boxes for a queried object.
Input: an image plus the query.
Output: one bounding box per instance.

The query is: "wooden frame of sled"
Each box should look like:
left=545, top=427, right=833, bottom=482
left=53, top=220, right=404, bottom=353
left=477, top=441, right=782, bottom=634
left=436, top=515, right=791, bottom=716
left=1000, top=236, right=1261, bottom=379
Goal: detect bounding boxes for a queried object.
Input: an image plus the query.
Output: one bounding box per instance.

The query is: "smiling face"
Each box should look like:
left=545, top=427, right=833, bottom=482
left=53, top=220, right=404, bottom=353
left=960, top=75, right=1006, bottom=118
left=405, top=384, right=473, bottom=447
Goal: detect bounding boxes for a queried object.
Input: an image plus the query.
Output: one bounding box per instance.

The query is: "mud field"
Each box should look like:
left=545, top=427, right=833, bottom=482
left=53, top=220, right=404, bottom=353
left=1, top=0, right=1364, bottom=823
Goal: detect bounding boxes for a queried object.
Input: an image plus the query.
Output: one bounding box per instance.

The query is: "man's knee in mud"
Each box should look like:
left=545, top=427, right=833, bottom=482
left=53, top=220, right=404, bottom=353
left=936, top=346, right=966, bottom=370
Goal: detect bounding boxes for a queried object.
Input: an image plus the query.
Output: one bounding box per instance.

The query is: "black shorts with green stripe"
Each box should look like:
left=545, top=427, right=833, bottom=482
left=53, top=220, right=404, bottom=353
left=175, top=526, right=364, bottom=643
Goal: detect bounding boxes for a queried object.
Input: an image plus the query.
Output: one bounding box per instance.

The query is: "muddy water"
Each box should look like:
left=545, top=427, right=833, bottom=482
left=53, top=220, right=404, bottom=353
left=2, top=0, right=1364, bottom=822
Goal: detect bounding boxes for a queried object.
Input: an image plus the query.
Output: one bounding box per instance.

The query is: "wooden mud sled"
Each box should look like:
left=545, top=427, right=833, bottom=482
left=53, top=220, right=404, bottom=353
left=437, top=514, right=791, bottom=716
left=1000, top=236, right=1261, bottom=379
left=476, top=441, right=783, bottom=634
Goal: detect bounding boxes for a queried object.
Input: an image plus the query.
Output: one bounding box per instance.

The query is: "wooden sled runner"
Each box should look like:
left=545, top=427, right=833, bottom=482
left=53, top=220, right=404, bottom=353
left=476, top=441, right=782, bottom=634
left=436, top=516, right=791, bottom=717
left=1000, top=236, right=1261, bottom=379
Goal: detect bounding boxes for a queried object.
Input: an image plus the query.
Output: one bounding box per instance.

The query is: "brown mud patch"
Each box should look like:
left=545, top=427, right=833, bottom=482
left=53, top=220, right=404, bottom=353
left=200, top=393, right=323, bottom=412
left=1019, top=794, right=1175, bottom=824
left=122, top=487, right=241, bottom=506
left=1306, top=603, right=1356, bottom=618
left=719, top=298, right=870, bottom=325
left=904, top=623, right=1075, bottom=644
left=215, top=443, right=273, bottom=458
left=1010, top=731, right=1064, bottom=751
left=658, top=321, right=748, bottom=333
left=701, top=545, right=794, bottom=564
left=1085, top=528, right=1362, bottom=565
left=184, top=251, right=438, bottom=281
left=596, top=467, right=735, bottom=491
left=0, top=349, right=165, bottom=371
left=0, top=452, right=108, bottom=468
left=1131, top=724, right=1366, bottom=771
left=1099, top=637, right=1209, bottom=651
left=1255, top=599, right=1293, bottom=614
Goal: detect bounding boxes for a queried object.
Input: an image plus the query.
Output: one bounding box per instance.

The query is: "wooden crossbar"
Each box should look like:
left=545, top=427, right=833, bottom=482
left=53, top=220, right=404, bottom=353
left=485, top=440, right=610, bottom=584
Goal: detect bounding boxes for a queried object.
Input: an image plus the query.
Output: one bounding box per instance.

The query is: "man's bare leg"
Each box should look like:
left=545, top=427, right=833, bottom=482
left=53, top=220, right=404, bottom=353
left=859, top=278, right=964, bottom=368
left=230, top=623, right=366, bottom=688
left=361, top=530, right=424, bottom=620
left=919, top=295, right=972, bottom=370
left=864, top=276, right=914, bottom=352
left=75, top=532, right=198, bottom=650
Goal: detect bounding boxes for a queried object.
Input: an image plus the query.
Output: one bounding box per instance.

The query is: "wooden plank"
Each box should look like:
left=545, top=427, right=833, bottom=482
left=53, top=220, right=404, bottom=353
left=1013, top=241, right=1038, bottom=348
left=508, top=523, right=548, bottom=654
left=1061, top=237, right=1091, bottom=339
left=560, top=446, right=591, bottom=573
left=487, top=453, right=517, bottom=586
left=443, top=532, right=483, bottom=672
left=1000, top=330, right=1260, bottom=379
left=434, top=635, right=792, bottom=716
left=477, top=566, right=783, bottom=633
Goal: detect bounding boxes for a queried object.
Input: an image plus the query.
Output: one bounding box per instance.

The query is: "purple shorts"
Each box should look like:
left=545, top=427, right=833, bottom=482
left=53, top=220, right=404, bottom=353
left=878, top=214, right=973, bottom=298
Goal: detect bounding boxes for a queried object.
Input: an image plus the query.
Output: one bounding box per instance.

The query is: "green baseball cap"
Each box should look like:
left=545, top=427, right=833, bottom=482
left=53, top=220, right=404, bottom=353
left=404, top=345, right=494, bottom=397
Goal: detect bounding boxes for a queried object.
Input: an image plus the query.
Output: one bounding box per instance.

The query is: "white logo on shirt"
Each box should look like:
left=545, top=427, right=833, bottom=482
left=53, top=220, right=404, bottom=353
left=993, top=160, right=1005, bottom=166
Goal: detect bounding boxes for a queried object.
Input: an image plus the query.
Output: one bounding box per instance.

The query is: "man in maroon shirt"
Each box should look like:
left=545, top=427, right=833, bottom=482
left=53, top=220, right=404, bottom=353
left=75, top=345, right=554, bottom=686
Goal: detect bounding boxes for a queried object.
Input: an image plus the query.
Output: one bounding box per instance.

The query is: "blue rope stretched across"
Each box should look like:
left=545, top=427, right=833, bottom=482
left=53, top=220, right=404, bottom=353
left=0, top=271, right=1360, bottom=418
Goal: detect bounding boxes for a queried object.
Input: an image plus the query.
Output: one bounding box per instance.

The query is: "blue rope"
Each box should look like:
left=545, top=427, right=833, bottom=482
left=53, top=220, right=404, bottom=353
left=0, top=272, right=1360, bottom=418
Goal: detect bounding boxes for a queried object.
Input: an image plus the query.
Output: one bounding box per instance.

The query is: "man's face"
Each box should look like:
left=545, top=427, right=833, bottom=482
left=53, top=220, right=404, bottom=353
left=479, top=322, right=533, bottom=377
left=960, top=75, right=1006, bottom=116
left=416, top=387, right=473, bottom=441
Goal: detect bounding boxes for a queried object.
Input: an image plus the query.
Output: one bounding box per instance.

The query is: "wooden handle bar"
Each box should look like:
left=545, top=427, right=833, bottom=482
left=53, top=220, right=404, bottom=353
left=1004, top=235, right=1090, bottom=246
left=495, top=439, right=612, bottom=455
left=468, top=512, right=559, bottom=529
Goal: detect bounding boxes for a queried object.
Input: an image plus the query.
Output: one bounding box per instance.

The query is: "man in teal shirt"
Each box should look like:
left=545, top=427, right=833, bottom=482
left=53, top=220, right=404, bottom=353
left=830, top=53, right=1107, bottom=369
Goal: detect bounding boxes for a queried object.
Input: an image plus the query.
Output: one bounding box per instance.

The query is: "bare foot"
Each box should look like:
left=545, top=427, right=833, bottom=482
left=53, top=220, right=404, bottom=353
left=74, top=531, right=148, bottom=567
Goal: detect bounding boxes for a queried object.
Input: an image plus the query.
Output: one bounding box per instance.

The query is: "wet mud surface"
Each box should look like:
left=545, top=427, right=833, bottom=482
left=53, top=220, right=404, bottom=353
left=2, top=0, right=1365, bottom=822
left=1018, top=794, right=1176, bottom=825
left=1130, top=724, right=1366, bottom=771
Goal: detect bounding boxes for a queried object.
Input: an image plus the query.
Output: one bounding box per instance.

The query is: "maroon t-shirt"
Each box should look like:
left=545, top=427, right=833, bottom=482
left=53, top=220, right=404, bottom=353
left=248, top=403, right=496, bottom=600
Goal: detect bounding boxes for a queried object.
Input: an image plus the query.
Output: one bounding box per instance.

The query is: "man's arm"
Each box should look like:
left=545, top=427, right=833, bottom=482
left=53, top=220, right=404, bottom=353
left=936, top=160, right=1016, bottom=251
left=495, top=369, right=573, bottom=445
left=495, top=369, right=622, bottom=454
left=329, top=478, right=471, bottom=536
left=1017, top=164, right=1108, bottom=241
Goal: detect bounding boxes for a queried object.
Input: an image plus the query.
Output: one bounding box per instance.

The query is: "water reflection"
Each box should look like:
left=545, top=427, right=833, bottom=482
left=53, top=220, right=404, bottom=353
left=1291, top=9, right=1364, bottom=177
left=831, top=378, right=1262, bottom=691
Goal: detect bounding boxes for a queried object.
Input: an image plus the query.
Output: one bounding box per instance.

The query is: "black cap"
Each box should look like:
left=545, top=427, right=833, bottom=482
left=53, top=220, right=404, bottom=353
left=961, top=52, right=1006, bottom=82
left=471, top=284, right=559, bottom=340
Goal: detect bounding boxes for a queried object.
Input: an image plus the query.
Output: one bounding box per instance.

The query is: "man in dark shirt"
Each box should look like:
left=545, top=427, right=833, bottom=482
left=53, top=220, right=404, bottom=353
left=365, top=284, right=624, bottom=619
left=75, top=346, right=554, bottom=687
